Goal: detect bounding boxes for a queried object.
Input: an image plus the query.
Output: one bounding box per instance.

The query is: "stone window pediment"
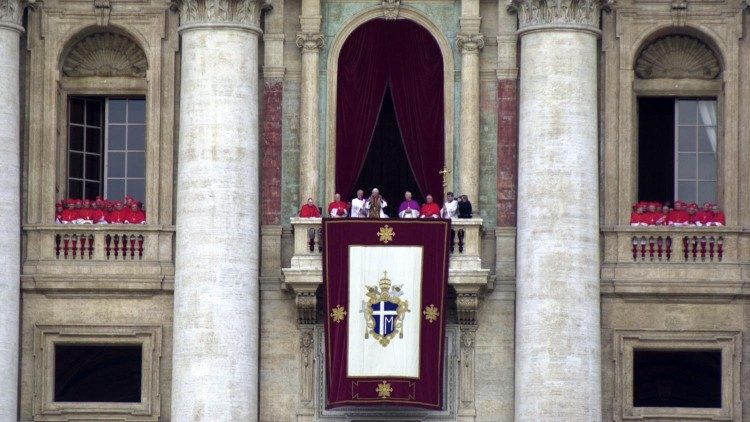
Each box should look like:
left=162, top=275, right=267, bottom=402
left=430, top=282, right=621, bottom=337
left=62, top=32, right=148, bottom=78
left=635, top=35, right=720, bottom=80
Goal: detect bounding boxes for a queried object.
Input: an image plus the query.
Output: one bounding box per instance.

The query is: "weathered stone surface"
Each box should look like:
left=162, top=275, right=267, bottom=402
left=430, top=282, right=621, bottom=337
left=262, top=79, right=283, bottom=226
left=496, top=79, right=517, bottom=227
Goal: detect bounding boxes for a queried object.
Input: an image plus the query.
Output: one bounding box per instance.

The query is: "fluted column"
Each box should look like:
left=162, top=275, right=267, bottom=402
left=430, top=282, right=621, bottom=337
left=0, top=2, right=22, bottom=420
left=457, top=4, right=484, bottom=205
left=296, top=0, right=322, bottom=203
left=173, top=1, right=262, bottom=420
left=510, top=0, right=604, bottom=420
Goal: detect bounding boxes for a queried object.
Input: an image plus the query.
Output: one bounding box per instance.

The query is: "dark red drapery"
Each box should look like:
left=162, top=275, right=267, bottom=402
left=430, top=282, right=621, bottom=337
left=335, top=19, right=445, bottom=202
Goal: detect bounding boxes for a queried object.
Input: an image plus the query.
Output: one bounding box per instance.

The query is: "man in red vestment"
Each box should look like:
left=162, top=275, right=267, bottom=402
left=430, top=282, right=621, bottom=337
left=55, top=201, right=64, bottom=224
left=125, top=202, right=147, bottom=224
left=686, top=203, right=699, bottom=224
left=109, top=201, right=127, bottom=224
left=327, top=193, right=349, bottom=218
left=709, top=203, right=725, bottom=226
left=420, top=195, right=440, bottom=218
left=693, top=202, right=714, bottom=226
left=78, top=199, right=94, bottom=223
left=60, top=200, right=79, bottom=224
left=667, top=200, right=690, bottom=226
left=630, top=202, right=647, bottom=226
left=299, top=198, right=321, bottom=218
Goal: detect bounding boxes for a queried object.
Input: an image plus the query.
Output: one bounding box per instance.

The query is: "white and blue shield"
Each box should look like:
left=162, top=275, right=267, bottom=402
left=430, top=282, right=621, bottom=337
left=371, top=300, right=399, bottom=337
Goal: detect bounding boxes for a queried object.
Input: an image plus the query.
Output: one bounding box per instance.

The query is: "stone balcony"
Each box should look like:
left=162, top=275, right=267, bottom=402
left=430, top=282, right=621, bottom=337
left=22, top=224, right=175, bottom=292
left=601, top=225, right=746, bottom=296
left=282, top=217, right=491, bottom=324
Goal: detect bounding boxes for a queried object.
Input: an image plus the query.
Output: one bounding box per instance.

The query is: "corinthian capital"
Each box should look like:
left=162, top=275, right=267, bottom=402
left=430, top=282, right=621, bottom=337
left=457, top=33, right=485, bottom=53
left=0, top=0, right=24, bottom=26
left=509, top=0, right=610, bottom=31
left=296, top=32, right=324, bottom=53
left=179, top=0, right=264, bottom=28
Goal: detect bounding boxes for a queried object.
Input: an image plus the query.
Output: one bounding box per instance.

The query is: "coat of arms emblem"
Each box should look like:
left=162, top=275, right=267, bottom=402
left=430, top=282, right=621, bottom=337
left=364, top=271, right=410, bottom=347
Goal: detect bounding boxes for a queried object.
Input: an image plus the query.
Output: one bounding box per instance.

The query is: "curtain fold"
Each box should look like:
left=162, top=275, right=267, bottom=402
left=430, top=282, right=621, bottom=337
left=335, top=19, right=444, bottom=201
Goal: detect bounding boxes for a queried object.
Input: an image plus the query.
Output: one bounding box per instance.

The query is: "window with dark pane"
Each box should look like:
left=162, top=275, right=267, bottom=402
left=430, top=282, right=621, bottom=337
left=54, top=344, right=142, bottom=403
left=637, top=98, right=717, bottom=204
left=106, top=98, right=146, bottom=204
left=67, top=97, right=103, bottom=200
left=633, top=350, right=721, bottom=408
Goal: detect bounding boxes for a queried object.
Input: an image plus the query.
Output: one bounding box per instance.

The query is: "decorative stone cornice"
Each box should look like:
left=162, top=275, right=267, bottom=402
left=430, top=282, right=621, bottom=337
left=508, top=0, right=610, bottom=32
left=179, top=0, right=264, bottom=28
left=296, top=32, right=324, bottom=53
left=457, top=33, right=485, bottom=54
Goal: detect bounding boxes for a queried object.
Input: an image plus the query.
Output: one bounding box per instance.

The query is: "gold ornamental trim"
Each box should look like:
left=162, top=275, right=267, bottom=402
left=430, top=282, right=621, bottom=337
left=376, top=380, right=393, bottom=399
left=377, top=224, right=395, bottom=244
left=423, top=304, right=440, bottom=323
left=330, top=305, right=347, bottom=323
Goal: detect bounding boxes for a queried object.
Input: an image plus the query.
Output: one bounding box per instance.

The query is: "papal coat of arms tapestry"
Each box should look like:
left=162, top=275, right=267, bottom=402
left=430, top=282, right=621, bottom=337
left=323, top=219, right=450, bottom=409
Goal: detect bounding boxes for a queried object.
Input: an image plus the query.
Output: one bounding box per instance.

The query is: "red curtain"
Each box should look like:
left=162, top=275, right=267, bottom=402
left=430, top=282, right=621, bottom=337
left=335, top=19, right=445, bottom=201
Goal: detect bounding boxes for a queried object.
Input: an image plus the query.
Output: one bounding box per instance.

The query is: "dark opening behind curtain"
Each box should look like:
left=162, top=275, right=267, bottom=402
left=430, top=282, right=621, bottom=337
left=335, top=19, right=445, bottom=202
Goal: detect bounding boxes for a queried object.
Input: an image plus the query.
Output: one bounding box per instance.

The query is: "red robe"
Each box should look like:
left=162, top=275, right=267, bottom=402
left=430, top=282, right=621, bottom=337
left=711, top=212, right=726, bottom=226
left=78, top=208, right=94, bottom=222
left=299, top=204, right=321, bottom=218
left=109, top=209, right=127, bottom=224
left=420, top=203, right=440, bottom=218
left=125, top=209, right=146, bottom=224
left=667, top=210, right=690, bottom=225
left=630, top=212, right=645, bottom=225
left=693, top=210, right=713, bottom=225
left=92, top=209, right=108, bottom=224
left=60, top=209, right=79, bottom=223
left=327, top=201, right=349, bottom=217
left=641, top=212, right=661, bottom=225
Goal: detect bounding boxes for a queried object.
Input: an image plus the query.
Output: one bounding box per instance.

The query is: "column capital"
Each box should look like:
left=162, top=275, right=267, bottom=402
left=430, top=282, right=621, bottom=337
left=457, top=32, right=485, bottom=53
left=508, top=0, right=610, bottom=33
left=0, top=0, right=28, bottom=28
left=179, top=0, right=267, bottom=30
left=296, top=32, right=324, bottom=53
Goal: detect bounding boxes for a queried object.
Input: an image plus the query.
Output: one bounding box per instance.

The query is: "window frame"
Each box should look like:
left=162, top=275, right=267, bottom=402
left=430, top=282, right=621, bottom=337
left=33, top=324, right=162, bottom=421
left=103, top=97, right=147, bottom=203
left=614, top=330, right=741, bottom=421
left=673, top=98, right=718, bottom=205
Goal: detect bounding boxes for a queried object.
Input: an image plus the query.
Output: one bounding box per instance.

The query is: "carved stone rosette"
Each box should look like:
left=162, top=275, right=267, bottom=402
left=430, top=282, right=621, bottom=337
left=508, top=0, right=610, bottom=32
left=0, top=0, right=24, bottom=27
left=179, top=0, right=263, bottom=29
left=295, top=32, right=324, bottom=53
left=457, top=33, right=486, bottom=54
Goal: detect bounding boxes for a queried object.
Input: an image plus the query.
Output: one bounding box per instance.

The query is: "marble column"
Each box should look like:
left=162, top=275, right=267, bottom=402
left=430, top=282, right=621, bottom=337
left=511, top=0, right=604, bottom=420
left=173, top=1, right=262, bottom=420
left=0, top=2, right=22, bottom=420
left=457, top=5, right=484, bottom=205
left=296, top=0, right=323, bottom=204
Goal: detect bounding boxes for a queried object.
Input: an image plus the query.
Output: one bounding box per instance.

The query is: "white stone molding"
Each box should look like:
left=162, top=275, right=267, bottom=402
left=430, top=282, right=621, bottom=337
left=179, top=0, right=263, bottom=29
left=508, top=0, right=609, bottom=32
left=62, top=32, right=148, bottom=77
left=635, top=35, right=720, bottom=80
left=457, top=32, right=485, bottom=53
left=613, top=330, right=742, bottom=421
left=32, top=324, right=162, bottom=421
left=382, top=0, right=400, bottom=20
left=295, top=31, right=323, bottom=52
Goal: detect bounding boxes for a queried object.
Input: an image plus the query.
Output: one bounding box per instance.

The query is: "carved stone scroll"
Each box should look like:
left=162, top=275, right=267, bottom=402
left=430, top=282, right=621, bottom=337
left=62, top=32, right=148, bottom=77
left=635, top=35, right=720, bottom=80
left=0, top=0, right=23, bottom=26
left=508, top=0, right=610, bottom=31
left=179, top=0, right=263, bottom=27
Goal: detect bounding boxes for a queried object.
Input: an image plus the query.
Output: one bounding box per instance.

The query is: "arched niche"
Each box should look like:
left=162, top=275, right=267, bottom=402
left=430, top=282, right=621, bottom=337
left=324, top=7, right=455, bottom=201
left=61, top=30, right=148, bottom=78
left=634, top=35, right=720, bottom=80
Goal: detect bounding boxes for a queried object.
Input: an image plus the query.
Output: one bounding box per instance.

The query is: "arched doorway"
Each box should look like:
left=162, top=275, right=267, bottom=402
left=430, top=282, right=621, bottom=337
left=334, top=18, right=445, bottom=213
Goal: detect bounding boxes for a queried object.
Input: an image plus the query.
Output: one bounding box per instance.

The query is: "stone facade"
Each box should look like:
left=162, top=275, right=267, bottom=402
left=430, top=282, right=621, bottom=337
left=2, top=0, right=750, bottom=421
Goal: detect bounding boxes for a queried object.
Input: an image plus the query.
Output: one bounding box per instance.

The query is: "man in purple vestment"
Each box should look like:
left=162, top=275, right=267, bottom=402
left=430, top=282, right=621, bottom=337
left=398, top=191, right=420, bottom=219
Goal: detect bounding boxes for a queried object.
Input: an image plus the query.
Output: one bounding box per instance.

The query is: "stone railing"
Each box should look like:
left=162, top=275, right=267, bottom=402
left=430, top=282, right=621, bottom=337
left=602, top=226, right=741, bottom=264
left=22, top=225, right=175, bottom=291
left=282, top=217, right=491, bottom=324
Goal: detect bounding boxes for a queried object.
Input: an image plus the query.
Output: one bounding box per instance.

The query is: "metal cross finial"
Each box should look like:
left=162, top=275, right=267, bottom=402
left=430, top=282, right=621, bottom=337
left=439, top=166, right=452, bottom=188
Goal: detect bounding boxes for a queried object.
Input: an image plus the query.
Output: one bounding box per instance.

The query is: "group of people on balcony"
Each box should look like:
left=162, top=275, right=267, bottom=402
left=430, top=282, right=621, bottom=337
left=630, top=200, right=725, bottom=226
left=299, top=189, right=473, bottom=219
left=55, top=196, right=146, bottom=225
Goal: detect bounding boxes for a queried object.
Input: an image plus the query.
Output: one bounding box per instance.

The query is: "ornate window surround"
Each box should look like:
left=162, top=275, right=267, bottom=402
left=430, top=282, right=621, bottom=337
left=32, top=324, right=162, bottom=421
left=613, top=330, right=742, bottom=421
left=600, top=13, right=742, bottom=228
left=323, top=7, right=456, bottom=202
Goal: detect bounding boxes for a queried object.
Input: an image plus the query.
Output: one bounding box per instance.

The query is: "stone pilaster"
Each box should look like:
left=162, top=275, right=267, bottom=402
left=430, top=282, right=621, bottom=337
left=457, top=0, right=483, bottom=206
left=496, top=8, right=518, bottom=228
left=510, top=0, right=605, bottom=420
left=173, top=1, right=263, bottom=420
left=296, top=0, right=322, bottom=204
left=0, top=2, right=22, bottom=420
